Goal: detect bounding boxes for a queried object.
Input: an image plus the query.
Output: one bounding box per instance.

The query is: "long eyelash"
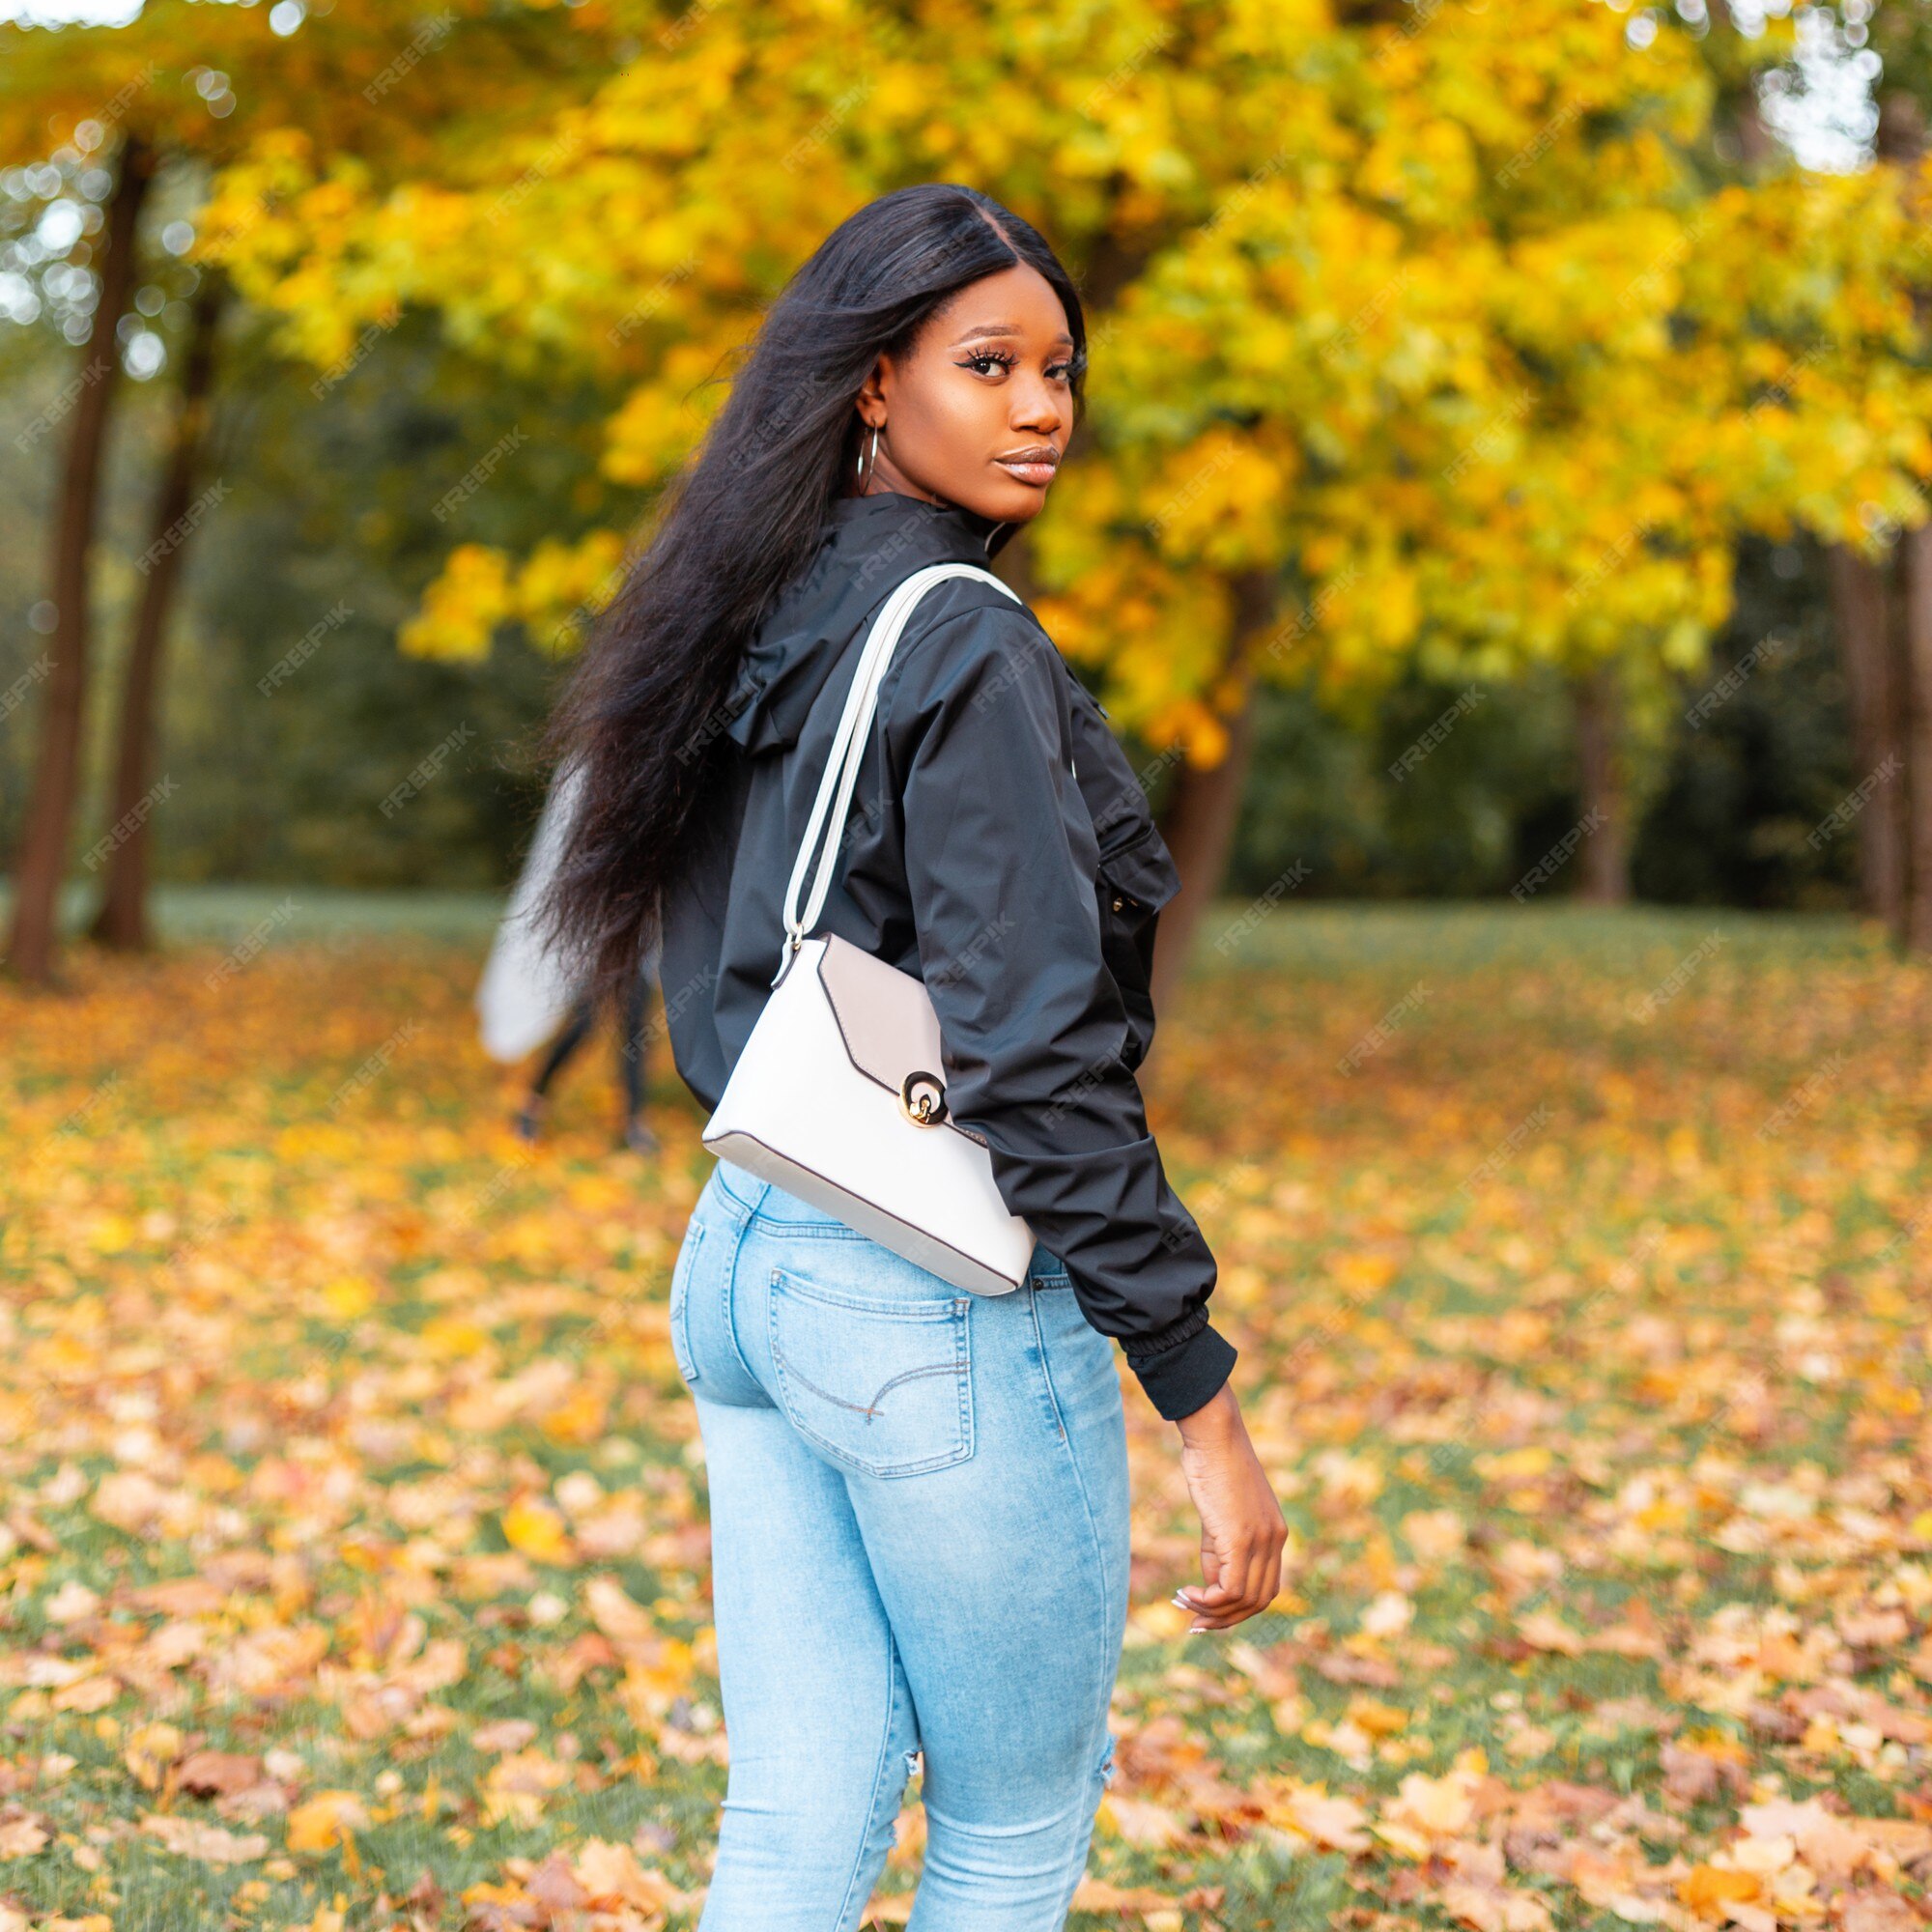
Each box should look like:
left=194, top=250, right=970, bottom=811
left=958, top=349, right=1081, bottom=380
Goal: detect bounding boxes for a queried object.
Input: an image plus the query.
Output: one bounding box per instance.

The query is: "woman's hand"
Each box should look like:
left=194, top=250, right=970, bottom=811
left=1171, top=1381, right=1288, bottom=1631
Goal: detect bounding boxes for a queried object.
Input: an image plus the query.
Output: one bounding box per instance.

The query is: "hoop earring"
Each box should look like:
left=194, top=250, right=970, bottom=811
left=856, top=421, right=880, bottom=491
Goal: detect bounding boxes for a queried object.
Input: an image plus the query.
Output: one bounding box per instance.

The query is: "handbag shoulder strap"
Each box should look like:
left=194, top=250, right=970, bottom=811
left=774, top=560, right=1020, bottom=982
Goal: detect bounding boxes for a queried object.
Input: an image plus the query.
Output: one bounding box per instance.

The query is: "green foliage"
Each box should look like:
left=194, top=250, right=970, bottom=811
left=0, top=309, right=626, bottom=891
left=1227, top=671, right=1577, bottom=902
left=1223, top=537, right=1861, bottom=910
left=1633, top=535, right=1859, bottom=909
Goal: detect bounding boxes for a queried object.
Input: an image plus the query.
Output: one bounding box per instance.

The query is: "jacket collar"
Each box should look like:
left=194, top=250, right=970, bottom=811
left=719, top=490, right=1019, bottom=754
left=822, top=488, right=1018, bottom=563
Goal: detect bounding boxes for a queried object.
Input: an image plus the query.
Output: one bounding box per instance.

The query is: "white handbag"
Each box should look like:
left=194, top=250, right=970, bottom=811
left=700, top=561, right=1038, bottom=1295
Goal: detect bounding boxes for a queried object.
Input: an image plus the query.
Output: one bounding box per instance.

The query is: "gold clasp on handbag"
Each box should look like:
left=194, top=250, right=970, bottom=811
left=897, top=1069, right=948, bottom=1127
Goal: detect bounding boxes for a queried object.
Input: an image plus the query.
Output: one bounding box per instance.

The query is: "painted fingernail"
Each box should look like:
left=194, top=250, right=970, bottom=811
left=1188, top=1621, right=1208, bottom=1633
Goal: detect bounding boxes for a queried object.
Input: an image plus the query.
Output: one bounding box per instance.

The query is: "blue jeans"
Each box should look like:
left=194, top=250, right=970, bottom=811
left=669, top=1157, right=1131, bottom=1929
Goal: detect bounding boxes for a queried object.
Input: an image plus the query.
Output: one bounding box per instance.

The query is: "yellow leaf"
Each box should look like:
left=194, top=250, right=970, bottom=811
left=1517, top=1611, right=1586, bottom=1656
left=88, top=1214, right=135, bottom=1254
left=322, top=1276, right=376, bottom=1320
left=584, top=1576, right=655, bottom=1646
left=49, top=1676, right=118, bottom=1715
left=420, top=1315, right=491, bottom=1357
left=140, top=1813, right=270, bottom=1865
left=501, top=1498, right=575, bottom=1566
left=1677, top=1866, right=1762, bottom=1913
left=1129, top=1598, right=1194, bottom=1640
left=123, top=1722, right=184, bottom=1792
left=481, top=1749, right=570, bottom=1828
left=1346, top=1697, right=1410, bottom=1738
left=284, top=1791, right=369, bottom=1855
left=541, top=1384, right=608, bottom=1445
left=0, top=1814, right=48, bottom=1859
left=570, top=1837, right=683, bottom=1910
left=1094, top=1792, right=1189, bottom=1849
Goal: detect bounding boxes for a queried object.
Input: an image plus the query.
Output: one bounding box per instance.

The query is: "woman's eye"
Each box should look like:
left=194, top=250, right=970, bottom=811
left=957, top=352, right=1078, bottom=382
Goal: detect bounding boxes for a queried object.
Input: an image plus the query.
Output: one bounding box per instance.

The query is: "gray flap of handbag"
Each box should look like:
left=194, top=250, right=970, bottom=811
left=816, top=931, right=944, bottom=1092
left=816, top=932, right=985, bottom=1143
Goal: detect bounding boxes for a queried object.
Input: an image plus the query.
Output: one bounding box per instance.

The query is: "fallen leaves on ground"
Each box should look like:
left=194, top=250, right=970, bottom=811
left=1, top=910, right=1929, bottom=1930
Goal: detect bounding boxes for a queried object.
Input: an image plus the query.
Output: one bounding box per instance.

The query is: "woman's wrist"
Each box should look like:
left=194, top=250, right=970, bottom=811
left=1173, top=1378, right=1241, bottom=1443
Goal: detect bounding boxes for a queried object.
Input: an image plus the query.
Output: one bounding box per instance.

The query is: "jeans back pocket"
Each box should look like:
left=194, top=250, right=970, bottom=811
left=767, top=1266, right=973, bottom=1479
left=668, top=1222, right=706, bottom=1387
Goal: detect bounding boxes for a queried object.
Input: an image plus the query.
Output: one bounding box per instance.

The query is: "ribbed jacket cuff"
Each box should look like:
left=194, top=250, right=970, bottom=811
left=1125, top=1320, right=1237, bottom=1424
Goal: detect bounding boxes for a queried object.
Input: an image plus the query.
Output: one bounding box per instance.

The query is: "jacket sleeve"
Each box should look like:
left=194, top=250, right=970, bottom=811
left=886, top=602, right=1237, bottom=1423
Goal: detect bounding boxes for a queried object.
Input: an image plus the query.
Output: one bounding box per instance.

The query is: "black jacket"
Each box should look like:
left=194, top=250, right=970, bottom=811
left=658, top=488, right=1236, bottom=1422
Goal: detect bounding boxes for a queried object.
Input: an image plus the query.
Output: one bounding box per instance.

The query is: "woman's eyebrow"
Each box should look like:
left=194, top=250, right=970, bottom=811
left=952, top=322, right=1076, bottom=347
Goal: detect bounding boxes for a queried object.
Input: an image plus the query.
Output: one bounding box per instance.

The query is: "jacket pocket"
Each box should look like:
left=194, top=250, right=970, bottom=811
left=668, top=1223, right=706, bottom=1387
left=1096, top=816, right=1180, bottom=924
left=1094, top=819, right=1180, bottom=1068
left=767, top=1266, right=974, bottom=1478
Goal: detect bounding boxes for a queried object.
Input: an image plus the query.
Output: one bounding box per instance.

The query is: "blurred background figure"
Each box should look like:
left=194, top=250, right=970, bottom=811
left=475, top=757, right=661, bottom=1152
left=515, top=952, right=660, bottom=1153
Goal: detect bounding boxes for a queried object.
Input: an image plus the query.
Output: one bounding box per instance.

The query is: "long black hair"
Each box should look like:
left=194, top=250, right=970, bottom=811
left=528, top=182, right=1089, bottom=1021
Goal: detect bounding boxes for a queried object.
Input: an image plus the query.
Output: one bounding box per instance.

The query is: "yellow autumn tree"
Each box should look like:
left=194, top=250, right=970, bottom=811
left=200, top=0, right=1932, bottom=972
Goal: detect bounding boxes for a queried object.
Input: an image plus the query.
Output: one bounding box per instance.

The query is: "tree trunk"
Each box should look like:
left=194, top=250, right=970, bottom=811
left=88, top=276, right=224, bottom=952
left=1880, top=90, right=1931, bottom=952
left=1827, top=544, right=1909, bottom=936
left=1149, top=568, right=1277, bottom=1023
left=5, top=135, right=154, bottom=985
left=1573, top=664, right=1631, bottom=904
left=1151, top=691, right=1258, bottom=1022
left=1900, top=526, right=1932, bottom=955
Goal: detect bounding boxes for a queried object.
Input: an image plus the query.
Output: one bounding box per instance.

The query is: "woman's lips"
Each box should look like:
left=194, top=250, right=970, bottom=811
left=994, top=456, right=1059, bottom=485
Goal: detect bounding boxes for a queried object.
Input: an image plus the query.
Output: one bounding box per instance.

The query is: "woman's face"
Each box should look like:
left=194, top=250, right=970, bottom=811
left=852, top=262, right=1075, bottom=526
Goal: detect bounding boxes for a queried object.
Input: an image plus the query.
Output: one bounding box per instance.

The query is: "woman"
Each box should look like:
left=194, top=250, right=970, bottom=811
left=529, top=184, right=1287, bottom=1927
left=473, top=757, right=661, bottom=1151
left=510, top=956, right=660, bottom=1153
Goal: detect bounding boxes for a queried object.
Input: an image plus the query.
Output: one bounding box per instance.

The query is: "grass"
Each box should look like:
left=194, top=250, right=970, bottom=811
left=1, top=895, right=1928, bottom=1932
